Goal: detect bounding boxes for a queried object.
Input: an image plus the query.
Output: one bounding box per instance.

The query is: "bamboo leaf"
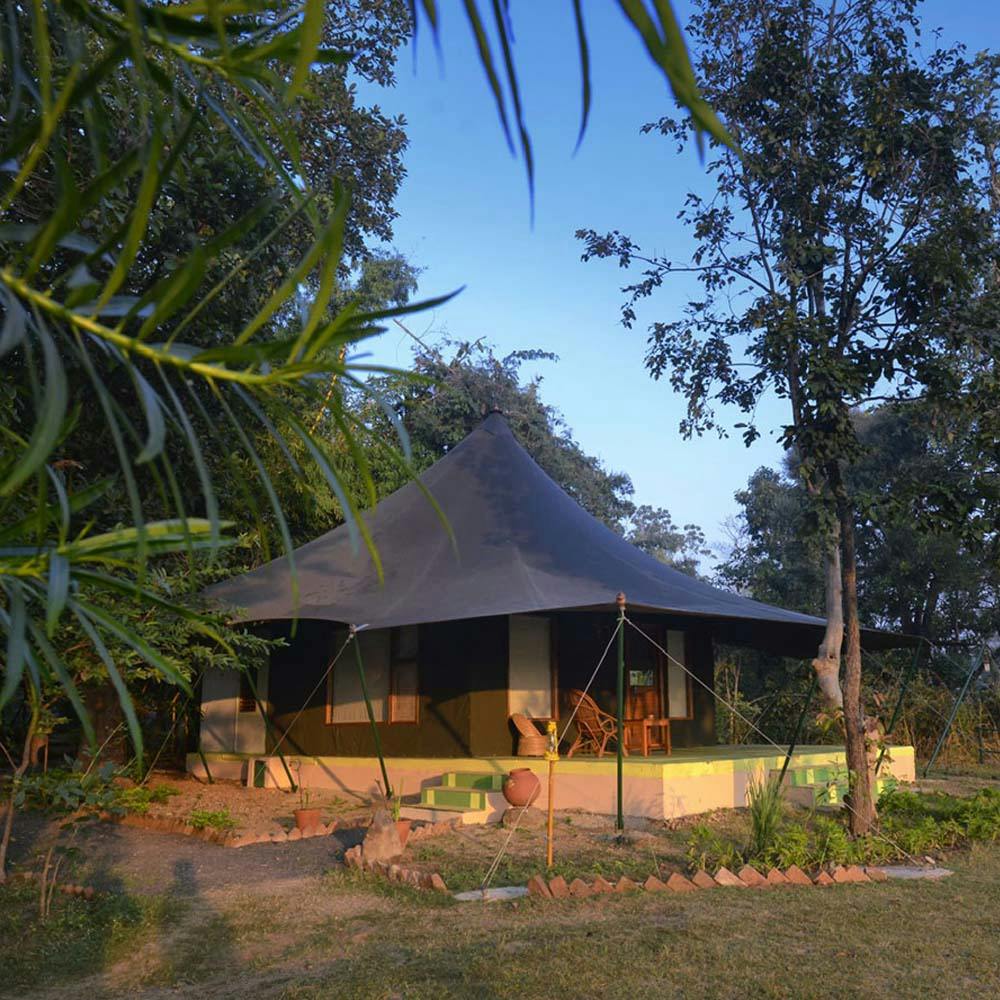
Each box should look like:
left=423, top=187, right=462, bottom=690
left=1, top=323, right=67, bottom=497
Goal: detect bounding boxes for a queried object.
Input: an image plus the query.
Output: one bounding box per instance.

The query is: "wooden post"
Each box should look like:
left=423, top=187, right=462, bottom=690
left=616, top=592, right=626, bottom=835
left=353, top=629, right=393, bottom=801
left=545, top=720, right=558, bottom=869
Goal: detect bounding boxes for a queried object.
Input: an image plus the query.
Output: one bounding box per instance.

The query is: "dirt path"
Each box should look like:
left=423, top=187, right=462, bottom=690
left=9, top=812, right=364, bottom=894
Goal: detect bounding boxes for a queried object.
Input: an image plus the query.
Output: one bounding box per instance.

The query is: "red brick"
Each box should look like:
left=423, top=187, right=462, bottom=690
left=548, top=875, right=570, bottom=898
left=691, top=870, right=718, bottom=889
left=429, top=873, right=449, bottom=894
left=864, top=866, right=889, bottom=883
left=569, top=878, right=593, bottom=897
left=783, top=865, right=813, bottom=886
left=615, top=876, right=639, bottom=893
left=527, top=875, right=552, bottom=898
left=713, top=866, right=747, bottom=888
left=738, top=865, right=769, bottom=888
left=644, top=875, right=669, bottom=892
left=814, top=870, right=834, bottom=886
left=766, top=868, right=791, bottom=886
left=591, top=875, right=614, bottom=894
left=667, top=872, right=698, bottom=893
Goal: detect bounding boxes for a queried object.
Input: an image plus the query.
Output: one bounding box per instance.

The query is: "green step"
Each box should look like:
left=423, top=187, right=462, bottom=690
left=784, top=777, right=890, bottom=808
left=771, top=766, right=847, bottom=788
left=441, top=771, right=506, bottom=791
left=421, top=785, right=490, bottom=810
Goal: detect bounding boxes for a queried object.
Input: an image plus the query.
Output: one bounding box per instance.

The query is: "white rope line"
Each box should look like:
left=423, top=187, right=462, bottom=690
left=479, top=803, right=531, bottom=894
left=557, top=619, right=623, bottom=744
left=479, top=624, right=624, bottom=894
left=270, top=633, right=355, bottom=756
left=623, top=616, right=925, bottom=866
left=623, top=617, right=787, bottom=754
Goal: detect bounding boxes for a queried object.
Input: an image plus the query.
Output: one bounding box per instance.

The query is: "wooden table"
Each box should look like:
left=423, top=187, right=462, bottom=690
left=640, top=717, right=672, bottom=757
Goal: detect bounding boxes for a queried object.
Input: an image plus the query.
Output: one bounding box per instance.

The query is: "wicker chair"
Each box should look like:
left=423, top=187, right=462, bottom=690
left=565, top=689, right=628, bottom=758
left=510, top=713, right=548, bottom=757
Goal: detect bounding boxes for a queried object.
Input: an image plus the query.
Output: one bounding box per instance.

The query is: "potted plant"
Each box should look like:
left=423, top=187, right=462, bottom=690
left=293, top=787, right=321, bottom=832
left=383, top=781, right=411, bottom=849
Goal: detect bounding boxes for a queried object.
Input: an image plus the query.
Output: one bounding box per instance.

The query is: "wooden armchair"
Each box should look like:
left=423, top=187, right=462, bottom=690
left=565, top=689, right=628, bottom=758
left=510, top=713, right=548, bottom=757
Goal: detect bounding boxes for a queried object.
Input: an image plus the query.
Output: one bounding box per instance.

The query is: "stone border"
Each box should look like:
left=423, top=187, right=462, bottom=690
left=104, top=812, right=465, bottom=849
left=343, top=844, right=450, bottom=894
left=105, top=811, right=342, bottom=848
left=527, top=864, right=890, bottom=899
left=10, top=869, right=99, bottom=900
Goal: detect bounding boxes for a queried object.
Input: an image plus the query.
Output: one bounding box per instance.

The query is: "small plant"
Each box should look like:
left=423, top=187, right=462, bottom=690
left=117, top=785, right=180, bottom=815
left=299, top=787, right=312, bottom=810
left=188, top=809, right=237, bottom=832
left=746, top=772, right=785, bottom=861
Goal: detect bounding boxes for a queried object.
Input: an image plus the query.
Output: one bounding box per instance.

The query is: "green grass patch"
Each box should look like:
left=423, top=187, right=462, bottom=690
left=0, top=880, right=177, bottom=991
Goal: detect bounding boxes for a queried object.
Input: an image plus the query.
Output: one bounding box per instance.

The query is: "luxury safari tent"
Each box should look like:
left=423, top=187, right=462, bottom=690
left=194, top=413, right=916, bottom=822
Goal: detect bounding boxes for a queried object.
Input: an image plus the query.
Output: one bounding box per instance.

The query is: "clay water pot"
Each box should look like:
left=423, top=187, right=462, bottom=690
left=502, top=768, right=541, bottom=808
left=293, top=807, right=322, bottom=832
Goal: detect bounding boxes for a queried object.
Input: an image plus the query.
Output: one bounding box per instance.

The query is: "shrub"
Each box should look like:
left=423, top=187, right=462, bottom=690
left=746, top=772, right=785, bottom=861
left=188, top=809, right=237, bottom=832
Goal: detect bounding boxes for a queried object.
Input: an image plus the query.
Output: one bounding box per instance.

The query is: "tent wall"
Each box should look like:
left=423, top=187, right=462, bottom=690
left=265, top=617, right=512, bottom=758
left=258, top=612, right=717, bottom=759
left=554, top=612, right=716, bottom=750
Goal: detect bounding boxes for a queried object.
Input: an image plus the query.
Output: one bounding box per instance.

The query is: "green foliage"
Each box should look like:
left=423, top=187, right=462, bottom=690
left=116, top=784, right=180, bottom=817
left=12, top=764, right=122, bottom=816
left=188, top=808, right=237, bottom=832
left=745, top=773, right=785, bottom=861
left=686, top=789, right=1000, bottom=872
left=9, top=764, right=177, bottom=818
left=0, top=878, right=172, bottom=991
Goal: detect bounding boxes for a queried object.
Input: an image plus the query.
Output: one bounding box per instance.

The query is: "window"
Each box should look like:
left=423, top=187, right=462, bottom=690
left=237, top=671, right=257, bottom=714
left=508, top=615, right=553, bottom=718
left=327, top=627, right=419, bottom=724
left=665, top=630, right=691, bottom=718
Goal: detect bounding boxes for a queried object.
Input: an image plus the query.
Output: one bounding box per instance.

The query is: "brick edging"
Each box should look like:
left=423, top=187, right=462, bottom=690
left=527, top=863, right=890, bottom=898
left=343, top=844, right=449, bottom=894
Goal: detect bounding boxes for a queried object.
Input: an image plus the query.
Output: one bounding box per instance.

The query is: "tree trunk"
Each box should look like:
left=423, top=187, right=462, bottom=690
left=811, top=529, right=845, bottom=710
left=839, top=497, right=878, bottom=835
left=0, top=699, right=39, bottom=883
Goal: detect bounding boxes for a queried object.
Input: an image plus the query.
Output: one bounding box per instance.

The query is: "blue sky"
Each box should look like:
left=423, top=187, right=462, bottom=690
left=359, top=0, right=998, bottom=557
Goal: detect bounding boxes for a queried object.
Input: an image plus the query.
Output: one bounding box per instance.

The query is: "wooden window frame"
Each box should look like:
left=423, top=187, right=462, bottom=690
left=505, top=614, right=558, bottom=723
left=326, top=627, right=419, bottom=726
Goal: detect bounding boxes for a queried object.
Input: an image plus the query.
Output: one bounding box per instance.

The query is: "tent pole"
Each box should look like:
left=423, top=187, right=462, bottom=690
left=778, top=672, right=817, bottom=785
left=352, top=628, right=393, bottom=800
left=923, top=644, right=986, bottom=777
left=616, top=592, right=626, bottom=836
left=246, top=669, right=297, bottom=791
left=875, top=640, right=927, bottom=776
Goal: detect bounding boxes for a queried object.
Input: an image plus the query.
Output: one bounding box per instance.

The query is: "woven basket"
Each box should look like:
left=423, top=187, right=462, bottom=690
left=516, top=734, right=548, bottom=757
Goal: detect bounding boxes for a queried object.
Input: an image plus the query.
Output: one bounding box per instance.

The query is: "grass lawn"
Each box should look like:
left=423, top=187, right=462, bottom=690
left=2, top=837, right=999, bottom=999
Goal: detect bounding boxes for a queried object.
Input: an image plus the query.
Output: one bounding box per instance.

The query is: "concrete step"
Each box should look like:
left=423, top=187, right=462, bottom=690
left=441, top=771, right=507, bottom=791
left=399, top=804, right=498, bottom=825
left=421, top=786, right=490, bottom=810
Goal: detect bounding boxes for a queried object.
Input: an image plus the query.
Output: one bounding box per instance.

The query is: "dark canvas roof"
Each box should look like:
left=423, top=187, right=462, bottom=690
left=208, top=413, right=912, bottom=654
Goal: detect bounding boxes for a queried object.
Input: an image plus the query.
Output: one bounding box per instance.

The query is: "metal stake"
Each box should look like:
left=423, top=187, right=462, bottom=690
left=778, top=672, right=817, bottom=784
left=924, top=645, right=986, bottom=777
left=616, top=592, right=626, bottom=835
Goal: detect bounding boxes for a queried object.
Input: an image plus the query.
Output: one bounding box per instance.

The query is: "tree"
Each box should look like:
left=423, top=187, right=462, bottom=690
left=578, top=0, right=1000, bottom=832
left=625, top=505, right=710, bottom=576
left=356, top=339, right=638, bottom=530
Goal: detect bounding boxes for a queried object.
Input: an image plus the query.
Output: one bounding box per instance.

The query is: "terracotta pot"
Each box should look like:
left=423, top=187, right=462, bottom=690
left=293, top=807, right=322, bottom=832
left=502, top=768, right=541, bottom=808
left=395, top=819, right=412, bottom=849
